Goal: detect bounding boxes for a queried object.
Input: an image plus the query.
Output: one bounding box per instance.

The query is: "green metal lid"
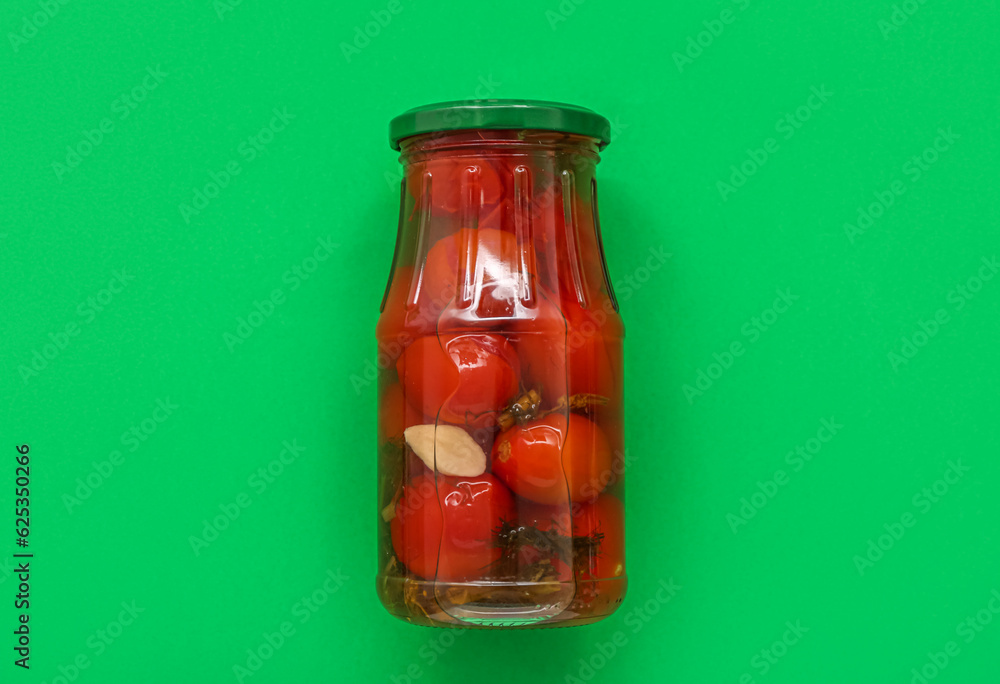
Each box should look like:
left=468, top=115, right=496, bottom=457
left=389, top=99, right=612, bottom=150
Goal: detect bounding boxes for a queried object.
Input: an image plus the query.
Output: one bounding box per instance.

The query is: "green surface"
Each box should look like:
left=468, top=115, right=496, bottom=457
left=1, top=0, right=998, bottom=682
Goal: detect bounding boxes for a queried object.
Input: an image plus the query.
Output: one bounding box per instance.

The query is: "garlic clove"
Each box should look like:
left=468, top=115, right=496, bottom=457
left=403, top=424, right=487, bottom=477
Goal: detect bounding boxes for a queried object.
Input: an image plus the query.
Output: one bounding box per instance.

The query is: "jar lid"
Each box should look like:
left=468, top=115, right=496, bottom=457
left=389, top=99, right=612, bottom=151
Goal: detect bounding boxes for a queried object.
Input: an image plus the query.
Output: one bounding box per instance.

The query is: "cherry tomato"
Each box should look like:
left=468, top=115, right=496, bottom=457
left=396, top=333, right=519, bottom=427
left=478, top=196, right=509, bottom=233
left=390, top=473, right=515, bottom=582
left=529, top=171, right=613, bottom=304
left=571, top=495, right=625, bottom=580
left=564, top=299, right=621, bottom=399
left=378, top=383, right=428, bottom=478
left=419, top=227, right=531, bottom=321
left=491, top=413, right=612, bottom=505
left=516, top=292, right=621, bottom=408
left=377, top=264, right=440, bottom=341
left=408, top=157, right=505, bottom=215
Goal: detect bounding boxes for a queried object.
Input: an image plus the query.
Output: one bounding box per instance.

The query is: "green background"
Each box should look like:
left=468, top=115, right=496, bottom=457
left=1, top=0, right=998, bottom=682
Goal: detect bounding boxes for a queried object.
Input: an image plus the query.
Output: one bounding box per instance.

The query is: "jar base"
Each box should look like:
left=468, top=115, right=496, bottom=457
left=376, top=575, right=627, bottom=629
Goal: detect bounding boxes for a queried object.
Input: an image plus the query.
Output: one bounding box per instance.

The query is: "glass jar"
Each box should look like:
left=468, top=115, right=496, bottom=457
left=376, top=100, right=625, bottom=628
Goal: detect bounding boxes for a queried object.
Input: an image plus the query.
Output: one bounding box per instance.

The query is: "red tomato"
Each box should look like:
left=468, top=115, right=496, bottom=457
left=564, top=297, right=619, bottom=397
left=516, top=293, right=621, bottom=408
left=407, top=157, right=505, bottom=216
left=377, top=264, right=439, bottom=340
left=390, top=473, right=515, bottom=582
left=396, top=333, right=519, bottom=427
left=491, top=413, right=612, bottom=505
left=478, top=197, right=509, bottom=233
left=571, top=495, right=625, bottom=580
left=419, top=227, right=530, bottom=321
left=378, top=383, right=428, bottom=477
left=530, top=175, right=613, bottom=305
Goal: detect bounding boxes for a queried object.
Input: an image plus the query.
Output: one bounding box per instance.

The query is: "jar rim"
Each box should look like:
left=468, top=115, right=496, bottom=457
left=389, top=99, right=612, bottom=151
